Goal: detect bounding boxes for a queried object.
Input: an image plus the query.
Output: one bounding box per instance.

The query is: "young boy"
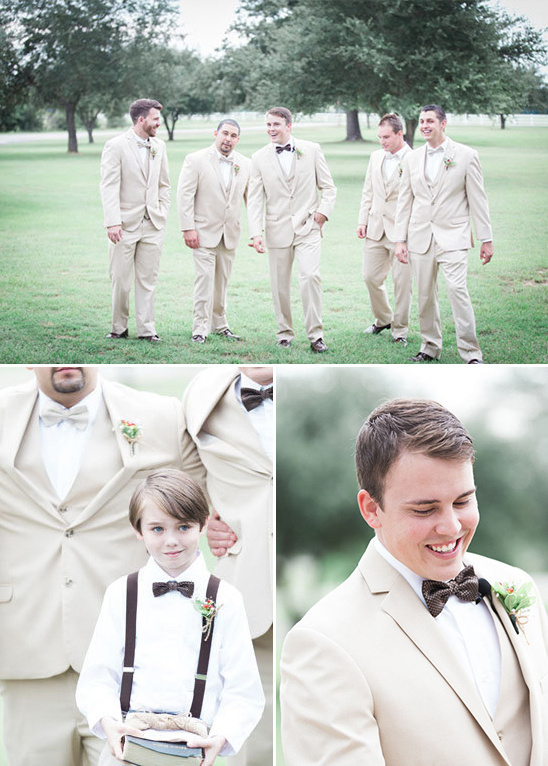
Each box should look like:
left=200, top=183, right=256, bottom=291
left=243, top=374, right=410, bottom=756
left=76, top=469, right=265, bottom=766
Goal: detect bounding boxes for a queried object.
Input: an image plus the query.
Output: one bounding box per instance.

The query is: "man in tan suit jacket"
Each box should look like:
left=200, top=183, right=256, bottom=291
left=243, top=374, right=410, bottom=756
left=0, top=366, right=201, bottom=766
left=100, top=98, right=170, bottom=343
left=177, top=120, right=251, bottom=344
left=281, top=399, right=548, bottom=766
left=394, top=104, right=493, bottom=363
left=248, top=107, right=337, bottom=353
left=357, top=113, right=413, bottom=345
left=182, top=366, right=273, bottom=766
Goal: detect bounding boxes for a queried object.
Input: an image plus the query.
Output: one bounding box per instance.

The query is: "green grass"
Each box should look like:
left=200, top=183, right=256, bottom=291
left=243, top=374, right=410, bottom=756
left=0, top=123, right=547, bottom=363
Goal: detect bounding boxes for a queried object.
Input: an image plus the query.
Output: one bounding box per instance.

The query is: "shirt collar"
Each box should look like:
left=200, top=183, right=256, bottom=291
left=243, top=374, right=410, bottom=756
left=427, top=138, right=448, bottom=154
left=38, top=379, right=103, bottom=425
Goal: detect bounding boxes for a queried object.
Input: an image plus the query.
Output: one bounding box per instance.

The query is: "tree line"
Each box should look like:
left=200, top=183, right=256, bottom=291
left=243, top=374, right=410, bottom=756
left=1, top=0, right=547, bottom=152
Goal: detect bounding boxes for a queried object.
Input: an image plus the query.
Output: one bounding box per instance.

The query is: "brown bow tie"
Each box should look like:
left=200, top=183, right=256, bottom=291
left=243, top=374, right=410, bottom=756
left=152, top=580, right=194, bottom=598
left=422, top=565, right=479, bottom=618
left=276, top=143, right=294, bottom=154
left=241, top=387, right=273, bottom=412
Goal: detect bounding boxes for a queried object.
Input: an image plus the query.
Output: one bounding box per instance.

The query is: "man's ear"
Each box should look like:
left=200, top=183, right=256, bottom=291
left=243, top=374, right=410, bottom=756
left=133, top=526, right=143, bottom=542
left=357, top=489, right=383, bottom=530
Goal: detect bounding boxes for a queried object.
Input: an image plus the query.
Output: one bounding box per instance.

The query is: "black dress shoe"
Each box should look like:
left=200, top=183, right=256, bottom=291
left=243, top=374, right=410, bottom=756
left=138, top=334, right=161, bottom=342
left=364, top=323, right=391, bottom=335
left=410, top=351, right=435, bottom=363
left=106, top=330, right=128, bottom=339
left=393, top=337, right=408, bottom=347
left=277, top=339, right=291, bottom=348
left=468, top=359, right=483, bottom=364
left=310, top=338, right=328, bottom=353
left=192, top=334, right=206, bottom=344
left=214, top=328, right=241, bottom=340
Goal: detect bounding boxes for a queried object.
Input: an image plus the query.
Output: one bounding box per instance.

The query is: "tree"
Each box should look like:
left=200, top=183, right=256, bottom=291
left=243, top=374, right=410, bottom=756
left=2, top=0, right=178, bottom=152
left=224, top=0, right=547, bottom=146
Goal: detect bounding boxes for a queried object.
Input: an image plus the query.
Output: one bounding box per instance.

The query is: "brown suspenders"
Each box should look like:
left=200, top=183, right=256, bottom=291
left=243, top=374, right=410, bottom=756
left=120, top=571, right=221, bottom=719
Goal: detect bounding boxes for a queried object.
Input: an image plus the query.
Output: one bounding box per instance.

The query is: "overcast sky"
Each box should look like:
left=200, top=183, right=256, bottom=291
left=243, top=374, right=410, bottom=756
left=179, top=0, right=548, bottom=58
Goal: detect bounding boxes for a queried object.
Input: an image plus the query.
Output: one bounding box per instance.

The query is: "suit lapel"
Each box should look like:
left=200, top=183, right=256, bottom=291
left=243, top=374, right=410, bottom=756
left=209, top=146, right=229, bottom=198
left=431, top=138, right=457, bottom=199
left=125, top=130, right=148, bottom=182
left=362, top=545, right=512, bottom=764
left=269, top=144, right=292, bottom=191
left=415, top=145, right=433, bottom=196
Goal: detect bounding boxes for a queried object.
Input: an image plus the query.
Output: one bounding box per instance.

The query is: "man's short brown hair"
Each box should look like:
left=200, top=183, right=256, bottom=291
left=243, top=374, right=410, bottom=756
left=129, top=469, right=209, bottom=533
left=267, top=106, right=293, bottom=125
left=356, top=398, right=475, bottom=505
left=378, top=113, right=403, bottom=134
left=129, top=98, right=163, bottom=124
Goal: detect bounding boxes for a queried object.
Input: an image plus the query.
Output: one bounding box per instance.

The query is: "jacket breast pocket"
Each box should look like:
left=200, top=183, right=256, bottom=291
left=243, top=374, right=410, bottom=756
left=0, top=585, right=13, bottom=602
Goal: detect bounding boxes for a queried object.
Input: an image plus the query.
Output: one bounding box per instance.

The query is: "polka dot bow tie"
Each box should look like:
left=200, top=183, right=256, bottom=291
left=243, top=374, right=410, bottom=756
left=422, top=565, right=479, bottom=618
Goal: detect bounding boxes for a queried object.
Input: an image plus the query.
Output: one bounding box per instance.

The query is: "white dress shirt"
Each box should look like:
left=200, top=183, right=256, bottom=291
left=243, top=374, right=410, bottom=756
left=374, top=537, right=501, bottom=717
left=275, top=137, right=295, bottom=176
left=134, top=132, right=151, bottom=174
left=217, top=150, right=234, bottom=189
left=38, top=383, right=102, bottom=499
left=76, top=552, right=264, bottom=756
left=383, top=146, right=406, bottom=182
left=424, top=138, right=448, bottom=182
left=235, top=372, right=274, bottom=461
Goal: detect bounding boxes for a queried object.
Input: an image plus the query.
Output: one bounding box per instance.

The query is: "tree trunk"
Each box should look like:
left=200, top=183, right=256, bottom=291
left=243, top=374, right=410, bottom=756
left=499, top=114, right=506, bottom=129
left=66, top=103, right=78, bottom=153
left=404, top=116, right=418, bottom=148
left=345, top=109, right=363, bottom=141
left=162, top=113, right=177, bottom=141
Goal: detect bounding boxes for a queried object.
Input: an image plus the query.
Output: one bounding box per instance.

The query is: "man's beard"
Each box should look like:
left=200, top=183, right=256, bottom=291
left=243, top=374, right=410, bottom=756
left=51, top=368, right=86, bottom=395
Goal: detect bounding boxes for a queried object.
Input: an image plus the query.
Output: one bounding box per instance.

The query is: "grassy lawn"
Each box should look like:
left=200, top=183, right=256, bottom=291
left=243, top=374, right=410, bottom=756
left=0, top=122, right=547, bottom=363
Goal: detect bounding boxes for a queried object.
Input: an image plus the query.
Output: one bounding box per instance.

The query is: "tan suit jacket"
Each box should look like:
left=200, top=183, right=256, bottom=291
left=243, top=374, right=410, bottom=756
left=247, top=138, right=336, bottom=248
left=0, top=378, right=201, bottom=680
left=358, top=144, right=411, bottom=241
left=394, top=137, right=492, bottom=253
left=182, top=367, right=273, bottom=639
left=100, top=128, right=170, bottom=232
left=177, top=146, right=251, bottom=251
left=281, top=541, right=548, bottom=766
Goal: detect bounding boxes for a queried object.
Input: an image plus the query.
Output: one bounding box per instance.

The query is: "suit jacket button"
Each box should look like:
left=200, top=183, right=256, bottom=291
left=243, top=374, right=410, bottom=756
left=65, top=529, right=74, bottom=538
left=59, top=506, right=68, bottom=513
left=65, top=578, right=73, bottom=587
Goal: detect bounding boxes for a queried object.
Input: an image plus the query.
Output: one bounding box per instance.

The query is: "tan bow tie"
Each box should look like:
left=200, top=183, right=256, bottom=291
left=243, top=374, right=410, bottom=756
left=40, top=403, right=89, bottom=430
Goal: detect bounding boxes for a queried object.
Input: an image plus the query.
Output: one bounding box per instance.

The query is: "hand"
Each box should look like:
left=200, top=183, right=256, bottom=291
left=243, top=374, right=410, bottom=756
left=250, top=236, right=266, bottom=253
left=184, top=230, right=200, bottom=249
left=314, top=212, right=327, bottom=227
left=395, top=242, right=408, bottom=264
left=101, top=717, right=143, bottom=761
left=357, top=225, right=367, bottom=239
left=185, top=734, right=227, bottom=766
left=480, top=241, right=493, bottom=265
left=207, top=509, right=237, bottom=557
left=107, top=226, right=123, bottom=245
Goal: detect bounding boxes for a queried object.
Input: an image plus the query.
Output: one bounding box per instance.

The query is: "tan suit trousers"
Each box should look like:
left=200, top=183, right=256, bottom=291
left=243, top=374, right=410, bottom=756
left=268, top=228, right=323, bottom=343
left=0, top=668, right=103, bottom=766
left=108, top=218, right=164, bottom=336
left=363, top=234, right=413, bottom=338
left=228, top=626, right=273, bottom=766
left=192, top=238, right=235, bottom=337
left=410, top=240, right=482, bottom=362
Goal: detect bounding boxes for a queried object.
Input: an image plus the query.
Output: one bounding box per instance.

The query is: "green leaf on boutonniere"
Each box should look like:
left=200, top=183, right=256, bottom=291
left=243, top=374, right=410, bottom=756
left=492, top=580, right=535, bottom=638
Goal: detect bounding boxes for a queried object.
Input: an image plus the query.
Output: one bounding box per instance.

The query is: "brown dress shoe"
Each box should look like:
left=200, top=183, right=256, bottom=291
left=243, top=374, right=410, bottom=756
left=192, top=335, right=206, bottom=344
left=106, top=330, right=128, bottom=339
left=410, top=351, right=435, bottom=363
left=138, top=334, right=161, bottom=342
left=310, top=338, right=328, bottom=353
left=277, top=339, right=291, bottom=348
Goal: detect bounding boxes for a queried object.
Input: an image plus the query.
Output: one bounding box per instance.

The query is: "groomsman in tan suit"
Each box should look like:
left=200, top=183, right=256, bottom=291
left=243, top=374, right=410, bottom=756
left=0, top=366, right=200, bottom=766
left=100, top=98, right=170, bottom=343
left=395, top=104, right=493, bottom=363
left=248, top=107, right=337, bottom=352
left=177, top=119, right=250, bottom=344
left=281, top=398, right=548, bottom=766
left=182, top=366, right=273, bottom=766
left=357, top=113, right=413, bottom=346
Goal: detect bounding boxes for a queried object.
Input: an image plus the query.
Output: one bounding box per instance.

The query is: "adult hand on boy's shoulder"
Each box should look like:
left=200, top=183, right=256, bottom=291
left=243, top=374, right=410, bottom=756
left=185, top=734, right=227, bottom=766
left=207, top=509, right=237, bottom=557
left=101, top=716, right=143, bottom=761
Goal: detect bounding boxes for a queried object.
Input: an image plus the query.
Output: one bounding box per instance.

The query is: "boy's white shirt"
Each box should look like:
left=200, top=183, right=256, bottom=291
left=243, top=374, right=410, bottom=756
left=76, top=552, right=265, bottom=756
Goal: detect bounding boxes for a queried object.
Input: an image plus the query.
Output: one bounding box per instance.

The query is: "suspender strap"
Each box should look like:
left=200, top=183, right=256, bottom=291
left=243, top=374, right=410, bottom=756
left=190, top=574, right=221, bottom=720
left=120, top=570, right=139, bottom=715
left=119, top=571, right=221, bottom=720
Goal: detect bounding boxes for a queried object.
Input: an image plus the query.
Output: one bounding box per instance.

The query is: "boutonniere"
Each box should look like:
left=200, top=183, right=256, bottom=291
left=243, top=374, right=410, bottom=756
left=234, top=164, right=240, bottom=175
left=194, top=596, right=222, bottom=641
left=492, top=580, right=536, bottom=640
left=443, top=156, right=455, bottom=170
left=150, top=146, right=157, bottom=160
left=118, top=419, right=143, bottom=456
left=397, top=162, right=402, bottom=177
left=295, top=148, right=303, bottom=160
